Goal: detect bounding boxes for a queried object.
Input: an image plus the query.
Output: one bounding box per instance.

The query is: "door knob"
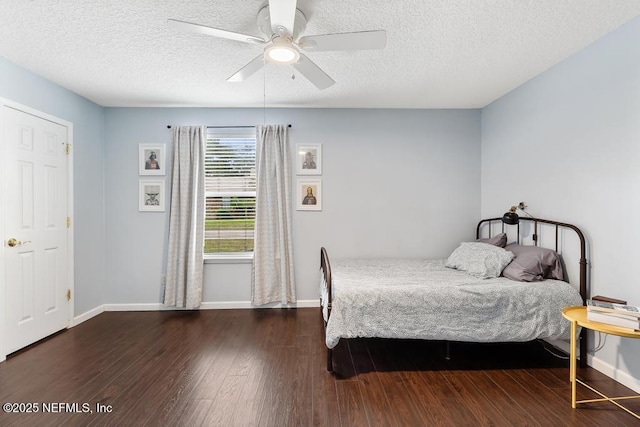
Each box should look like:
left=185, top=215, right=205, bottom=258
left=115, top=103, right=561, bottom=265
left=6, top=238, right=30, bottom=247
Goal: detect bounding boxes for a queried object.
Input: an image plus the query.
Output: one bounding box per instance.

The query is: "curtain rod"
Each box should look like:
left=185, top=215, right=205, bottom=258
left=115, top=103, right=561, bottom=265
left=167, top=124, right=291, bottom=129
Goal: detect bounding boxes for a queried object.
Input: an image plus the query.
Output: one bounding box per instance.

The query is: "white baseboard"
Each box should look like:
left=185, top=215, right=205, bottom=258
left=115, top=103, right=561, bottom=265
left=204, top=299, right=319, bottom=309
left=105, top=303, right=165, bottom=311
left=291, top=299, right=320, bottom=308
left=72, top=305, right=105, bottom=326
left=543, top=338, right=640, bottom=394
left=72, top=299, right=320, bottom=325
left=588, top=354, right=640, bottom=394
left=107, top=299, right=320, bottom=310
left=200, top=301, right=254, bottom=309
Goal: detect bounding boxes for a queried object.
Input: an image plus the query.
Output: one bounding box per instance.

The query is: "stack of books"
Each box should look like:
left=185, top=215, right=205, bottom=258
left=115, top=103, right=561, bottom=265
left=586, top=298, right=640, bottom=330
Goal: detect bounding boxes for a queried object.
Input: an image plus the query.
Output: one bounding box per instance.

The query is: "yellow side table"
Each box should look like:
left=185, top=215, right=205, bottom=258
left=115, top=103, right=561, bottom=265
left=562, top=305, right=640, bottom=419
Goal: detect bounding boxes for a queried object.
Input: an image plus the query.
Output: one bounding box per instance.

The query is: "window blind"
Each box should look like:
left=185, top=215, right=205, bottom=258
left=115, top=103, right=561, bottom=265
left=204, top=128, right=256, bottom=254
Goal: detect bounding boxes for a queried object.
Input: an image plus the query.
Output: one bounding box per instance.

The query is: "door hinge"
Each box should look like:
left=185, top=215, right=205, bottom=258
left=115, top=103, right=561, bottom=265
left=65, top=143, right=71, bottom=155
left=66, top=289, right=71, bottom=301
left=67, top=217, right=71, bottom=228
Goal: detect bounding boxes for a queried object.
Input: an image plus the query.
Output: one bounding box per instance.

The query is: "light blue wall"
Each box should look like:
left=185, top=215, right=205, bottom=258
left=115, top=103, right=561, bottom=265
left=103, top=107, right=481, bottom=304
left=3, top=13, right=639, bottom=390
left=0, top=57, right=106, bottom=315
left=0, top=57, right=481, bottom=312
left=481, top=16, right=640, bottom=390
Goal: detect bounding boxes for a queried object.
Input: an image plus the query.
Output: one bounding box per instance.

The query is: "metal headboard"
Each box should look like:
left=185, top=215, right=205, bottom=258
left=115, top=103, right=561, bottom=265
left=477, top=216, right=589, bottom=367
left=476, top=217, right=587, bottom=302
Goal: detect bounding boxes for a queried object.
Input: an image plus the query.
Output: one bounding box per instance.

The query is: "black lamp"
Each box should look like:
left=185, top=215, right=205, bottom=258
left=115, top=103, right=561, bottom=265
left=502, top=202, right=533, bottom=224
left=502, top=206, right=519, bottom=224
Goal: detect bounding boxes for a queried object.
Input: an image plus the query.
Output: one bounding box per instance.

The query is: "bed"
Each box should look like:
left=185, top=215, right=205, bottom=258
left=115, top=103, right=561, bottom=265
left=320, top=217, right=588, bottom=372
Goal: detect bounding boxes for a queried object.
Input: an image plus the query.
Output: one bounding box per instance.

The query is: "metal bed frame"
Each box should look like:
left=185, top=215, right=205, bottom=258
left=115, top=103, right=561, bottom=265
left=321, top=217, right=588, bottom=373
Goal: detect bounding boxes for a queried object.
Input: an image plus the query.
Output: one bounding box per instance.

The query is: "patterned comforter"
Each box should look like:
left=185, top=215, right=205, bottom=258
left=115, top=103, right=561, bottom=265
left=324, top=258, right=582, bottom=349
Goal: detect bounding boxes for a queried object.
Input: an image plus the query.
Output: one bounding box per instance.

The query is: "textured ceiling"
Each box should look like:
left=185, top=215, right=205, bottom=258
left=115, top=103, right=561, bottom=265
left=1, top=1, right=639, bottom=108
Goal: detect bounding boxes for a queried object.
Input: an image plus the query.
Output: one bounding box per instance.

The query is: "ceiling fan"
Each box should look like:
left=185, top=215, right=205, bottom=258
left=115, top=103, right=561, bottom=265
left=168, top=0, right=387, bottom=90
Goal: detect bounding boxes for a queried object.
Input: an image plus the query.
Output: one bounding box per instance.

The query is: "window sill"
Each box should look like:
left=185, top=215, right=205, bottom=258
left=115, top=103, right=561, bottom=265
left=204, top=254, right=254, bottom=264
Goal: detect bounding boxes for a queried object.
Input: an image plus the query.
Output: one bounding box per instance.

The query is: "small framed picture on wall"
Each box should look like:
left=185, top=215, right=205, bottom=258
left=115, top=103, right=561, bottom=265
left=139, top=180, right=165, bottom=212
left=296, top=144, right=321, bottom=175
left=139, top=144, right=165, bottom=175
left=297, top=179, right=322, bottom=211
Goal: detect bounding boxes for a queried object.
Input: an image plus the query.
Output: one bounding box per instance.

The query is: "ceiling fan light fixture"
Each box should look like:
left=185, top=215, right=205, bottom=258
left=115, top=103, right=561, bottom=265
left=264, top=38, right=300, bottom=64
left=170, top=2, right=386, bottom=89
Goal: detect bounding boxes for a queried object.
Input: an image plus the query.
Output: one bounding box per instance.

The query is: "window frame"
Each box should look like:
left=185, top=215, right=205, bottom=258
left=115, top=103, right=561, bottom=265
left=203, top=127, right=256, bottom=260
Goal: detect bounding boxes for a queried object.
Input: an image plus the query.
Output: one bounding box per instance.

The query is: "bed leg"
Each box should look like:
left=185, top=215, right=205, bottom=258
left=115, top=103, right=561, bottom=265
left=327, top=348, right=333, bottom=372
left=445, top=341, right=451, bottom=360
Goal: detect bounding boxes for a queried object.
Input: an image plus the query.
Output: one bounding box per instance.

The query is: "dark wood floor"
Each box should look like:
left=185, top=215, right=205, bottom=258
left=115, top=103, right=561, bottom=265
left=0, top=309, right=638, bottom=426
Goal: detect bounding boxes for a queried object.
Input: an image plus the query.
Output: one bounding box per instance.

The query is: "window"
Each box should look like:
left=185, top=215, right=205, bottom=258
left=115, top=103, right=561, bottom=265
left=204, top=128, right=256, bottom=255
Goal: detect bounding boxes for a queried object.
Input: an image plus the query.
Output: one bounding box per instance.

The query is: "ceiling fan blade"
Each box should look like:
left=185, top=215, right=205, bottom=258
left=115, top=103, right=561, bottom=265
left=168, top=19, right=266, bottom=44
left=268, top=0, right=297, bottom=35
left=227, top=55, right=265, bottom=82
left=299, top=30, right=387, bottom=52
left=292, top=53, right=335, bottom=90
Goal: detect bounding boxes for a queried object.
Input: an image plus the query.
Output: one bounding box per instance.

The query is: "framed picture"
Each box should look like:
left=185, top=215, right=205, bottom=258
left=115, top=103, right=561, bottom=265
left=296, top=144, right=322, bottom=175
left=297, top=179, right=322, bottom=211
left=139, top=144, right=165, bottom=175
left=139, top=180, right=165, bottom=212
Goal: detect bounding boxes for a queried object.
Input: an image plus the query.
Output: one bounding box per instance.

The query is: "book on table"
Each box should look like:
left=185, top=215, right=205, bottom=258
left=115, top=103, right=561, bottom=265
left=586, top=299, right=640, bottom=329
left=586, top=299, right=640, bottom=318
left=586, top=310, right=640, bottom=329
left=591, top=295, right=627, bottom=305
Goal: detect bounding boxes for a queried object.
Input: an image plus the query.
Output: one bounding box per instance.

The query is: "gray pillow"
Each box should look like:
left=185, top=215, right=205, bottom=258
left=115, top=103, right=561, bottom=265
left=446, top=242, right=515, bottom=279
left=477, top=232, right=507, bottom=248
left=502, top=244, right=565, bottom=282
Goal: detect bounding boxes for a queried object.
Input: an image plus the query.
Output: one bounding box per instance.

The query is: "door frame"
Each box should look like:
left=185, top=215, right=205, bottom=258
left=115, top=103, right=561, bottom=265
left=0, top=97, right=75, bottom=362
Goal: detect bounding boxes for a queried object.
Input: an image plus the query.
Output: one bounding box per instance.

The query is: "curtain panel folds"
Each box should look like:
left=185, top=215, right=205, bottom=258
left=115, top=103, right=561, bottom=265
left=252, top=124, right=296, bottom=305
left=164, top=126, right=205, bottom=309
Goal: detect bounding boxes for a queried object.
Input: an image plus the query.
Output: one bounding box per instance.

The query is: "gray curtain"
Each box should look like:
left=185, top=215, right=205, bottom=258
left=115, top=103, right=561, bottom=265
left=164, top=126, right=205, bottom=309
left=252, top=124, right=296, bottom=305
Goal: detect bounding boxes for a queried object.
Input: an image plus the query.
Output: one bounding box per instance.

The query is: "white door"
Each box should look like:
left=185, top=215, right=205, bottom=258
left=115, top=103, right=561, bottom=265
left=1, top=103, right=71, bottom=355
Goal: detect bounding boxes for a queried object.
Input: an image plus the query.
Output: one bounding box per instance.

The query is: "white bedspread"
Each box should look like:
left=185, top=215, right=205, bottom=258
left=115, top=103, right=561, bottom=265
left=324, top=258, right=583, bottom=349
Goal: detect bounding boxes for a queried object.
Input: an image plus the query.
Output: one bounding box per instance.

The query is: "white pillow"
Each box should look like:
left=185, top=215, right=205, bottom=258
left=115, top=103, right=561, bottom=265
left=446, top=242, right=515, bottom=279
